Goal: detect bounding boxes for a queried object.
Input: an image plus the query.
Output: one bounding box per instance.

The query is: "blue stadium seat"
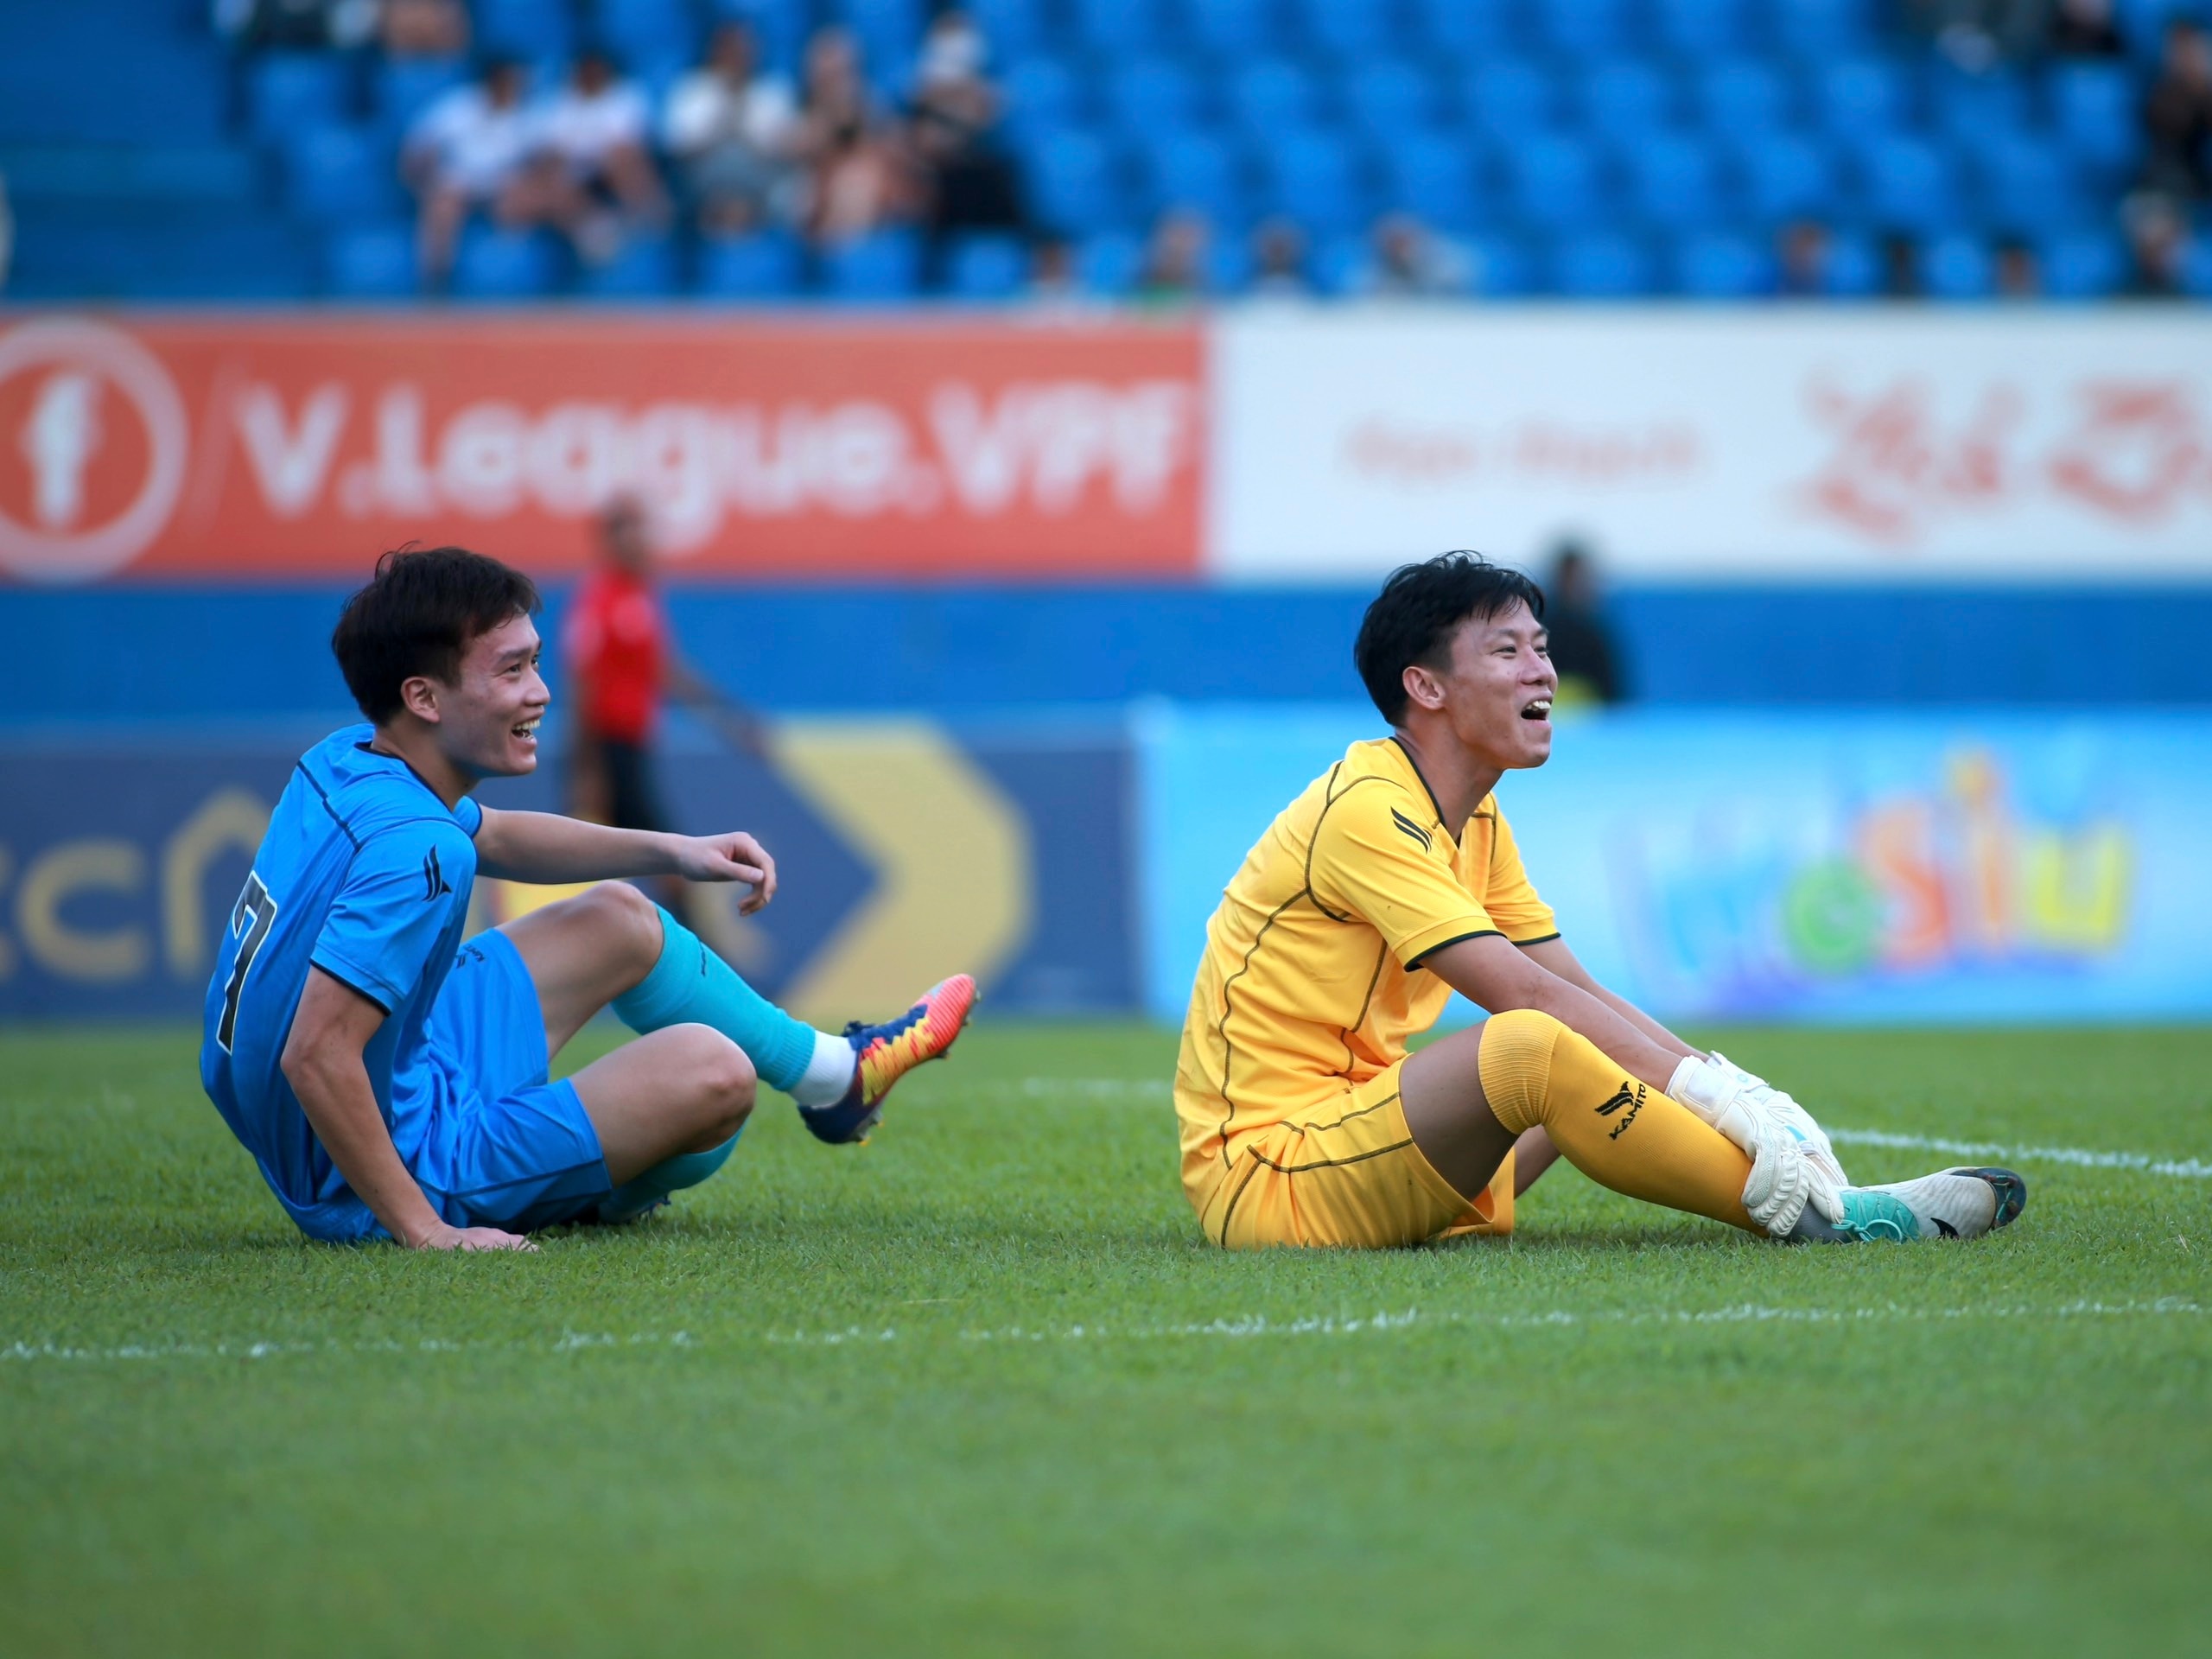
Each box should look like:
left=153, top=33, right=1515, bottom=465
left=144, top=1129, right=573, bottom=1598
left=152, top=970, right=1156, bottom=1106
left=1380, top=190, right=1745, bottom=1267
left=1001, top=57, right=1082, bottom=143
left=246, top=54, right=354, bottom=143
left=834, top=0, right=926, bottom=86
left=2039, top=229, right=2126, bottom=299
left=1206, top=232, right=1256, bottom=293
left=1409, top=0, right=1522, bottom=59
left=592, top=0, right=700, bottom=76
left=1029, top=128, right=1124, bottom=234
left=1464, top=60, right=1558, bottom=145
left=577, top=235, right=680, bottom=298
left=1296, top=0, right=1393, bottom=54
left=1979, top=136, right=2088, bottom=235
left=1861, top=137, right=1957, bottom=232
left=1377, top=131, right=1487, bottom=229
left=453, top=226, right=561, bottom=299
left=1466, top=232, right=1535, bottom=294
left=1138, top=130, right=1249, bottom=226
left=1076, top=231, right=1145, bottom=295
left=1344, top=60, right=1441, bottom=144
left=1815, top=59, right=1914, bottom=143
left=1774, top=0, right=1871, bottom=56
left=1624, top=135, right=1722, bottom=229
left=475, top=0, right=576, bottom=65
left=1931, top=68, right=2031, bottom=154
left=1260, top=129, right=1367, bottom=234
left=1580, top=59, right=1676, bottom=145
left=2181, top=237, right=2212, bottom=300
left=283, top=124, right=404, bottom=224
left=1309, top=233, right=1368, bottom=296
left=1505, top=135, right=1606, bottom=229
left=967, top=0, right=1049, bottom=59
left=374, top=57, right=470, bottom=139
left=323, top=225, right=417, bottom=299
left=697, top=231, right=804, bottom=296
left=1654, top=0, right=1751, bottom=56
left=945, top=232, right=1030, bottom=298
left=1071, top=0, right=1164, bottom=54
left=821, top=229, right=922, bottom=301
left=1736, top=133, right=1837, bottom=220
left=1533, top=0, right=1639, bottom=59
left=1192, top=0, right=1285, bottom=55
left=1920, top=233, right=1995, bottom=300
left=1673, top=230, right=1776, bottom=297
left=1551, top=230, right=1657, bottom=296
left=1694, top=59, right=1793, bottom=137
left=1230, top=60, right=1318, bottom=135
left=1821, top=231, right=1885, bottom=296
left=2049, top=62, right=2142, bottom=178
left=1109, top=58, right=1205, bottom=137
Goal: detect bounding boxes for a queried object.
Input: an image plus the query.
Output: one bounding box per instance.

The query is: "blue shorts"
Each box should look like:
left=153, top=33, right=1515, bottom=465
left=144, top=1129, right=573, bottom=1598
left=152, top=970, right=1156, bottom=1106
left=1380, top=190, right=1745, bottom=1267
left=416, top=930, right=612, bottom=1233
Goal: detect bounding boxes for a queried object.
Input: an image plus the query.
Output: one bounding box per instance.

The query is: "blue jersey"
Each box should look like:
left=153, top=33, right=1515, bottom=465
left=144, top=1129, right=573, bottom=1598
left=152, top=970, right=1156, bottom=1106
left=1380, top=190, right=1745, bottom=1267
left=200, top=725, right=485, bottom=1241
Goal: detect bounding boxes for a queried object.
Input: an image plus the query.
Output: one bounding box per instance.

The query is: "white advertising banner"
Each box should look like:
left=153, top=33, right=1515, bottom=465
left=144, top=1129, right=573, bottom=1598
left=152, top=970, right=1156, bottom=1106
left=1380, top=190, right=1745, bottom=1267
left=1207, top=309, right=2212, bottom=581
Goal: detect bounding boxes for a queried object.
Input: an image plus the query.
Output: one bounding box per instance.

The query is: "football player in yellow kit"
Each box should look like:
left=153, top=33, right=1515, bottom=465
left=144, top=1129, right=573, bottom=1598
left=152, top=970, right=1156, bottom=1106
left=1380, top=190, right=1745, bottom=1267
left=1173, top=552, right=2027, bottom=1250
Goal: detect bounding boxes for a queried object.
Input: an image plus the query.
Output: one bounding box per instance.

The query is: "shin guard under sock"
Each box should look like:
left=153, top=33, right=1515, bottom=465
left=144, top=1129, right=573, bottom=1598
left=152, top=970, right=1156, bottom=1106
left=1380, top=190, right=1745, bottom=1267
left=1477, top=1009, right=1760, bottom=1233
left=611, top=906, right=814, bottom=1092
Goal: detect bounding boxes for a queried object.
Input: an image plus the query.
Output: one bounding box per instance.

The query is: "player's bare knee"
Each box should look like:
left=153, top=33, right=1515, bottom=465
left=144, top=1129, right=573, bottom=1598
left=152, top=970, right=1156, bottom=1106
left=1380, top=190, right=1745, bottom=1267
left=575, top=880, right=663, bottom=975
left=690, top=1028, right=755, bottom=1137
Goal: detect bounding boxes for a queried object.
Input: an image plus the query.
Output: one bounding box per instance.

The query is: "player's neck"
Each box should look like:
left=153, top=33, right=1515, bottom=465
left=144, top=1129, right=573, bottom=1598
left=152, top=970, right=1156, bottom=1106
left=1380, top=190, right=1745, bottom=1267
left=1390, top=725, right=1501, bottom=832
left=366, top=721, right=474, bottom=810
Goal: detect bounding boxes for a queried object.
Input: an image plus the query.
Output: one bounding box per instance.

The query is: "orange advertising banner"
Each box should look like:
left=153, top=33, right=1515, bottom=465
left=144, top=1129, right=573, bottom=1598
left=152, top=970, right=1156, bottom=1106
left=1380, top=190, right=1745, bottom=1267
left=0, top=312, right=1205, bottom=584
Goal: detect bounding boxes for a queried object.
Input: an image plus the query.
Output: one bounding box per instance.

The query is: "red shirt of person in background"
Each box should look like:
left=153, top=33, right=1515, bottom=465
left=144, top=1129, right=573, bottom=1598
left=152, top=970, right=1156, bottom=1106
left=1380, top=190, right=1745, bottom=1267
left=565, top=555, right=666, bottom=746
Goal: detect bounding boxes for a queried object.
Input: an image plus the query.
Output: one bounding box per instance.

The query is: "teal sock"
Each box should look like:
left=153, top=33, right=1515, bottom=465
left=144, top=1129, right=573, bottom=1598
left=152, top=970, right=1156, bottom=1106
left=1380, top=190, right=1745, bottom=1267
left=596, top=1128, right=742, bottom=1225
left=612, top=906, right=814, bottom=1092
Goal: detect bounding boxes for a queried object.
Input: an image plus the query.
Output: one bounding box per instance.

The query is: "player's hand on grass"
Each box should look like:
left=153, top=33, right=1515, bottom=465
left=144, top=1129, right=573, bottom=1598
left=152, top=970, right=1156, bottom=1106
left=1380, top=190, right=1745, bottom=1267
left=674, top=830, right=778, bottom=914
left=407, top=1221, right=539, bottom=1252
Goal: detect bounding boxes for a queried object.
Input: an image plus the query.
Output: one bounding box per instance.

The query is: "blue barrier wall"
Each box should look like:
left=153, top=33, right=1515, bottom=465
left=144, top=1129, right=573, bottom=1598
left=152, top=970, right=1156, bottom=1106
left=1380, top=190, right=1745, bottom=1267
left=5, top=583, right=2211, bottom=726
left=1140, top=706, right=2212, bottom=1026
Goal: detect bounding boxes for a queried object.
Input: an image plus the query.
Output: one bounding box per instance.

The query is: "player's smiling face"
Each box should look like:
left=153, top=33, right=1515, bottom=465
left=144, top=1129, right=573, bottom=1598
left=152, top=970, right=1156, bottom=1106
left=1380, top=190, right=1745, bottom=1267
left=1424, top=602, right=1556, bottom=770
left=436, top=613, right=549, bottom=779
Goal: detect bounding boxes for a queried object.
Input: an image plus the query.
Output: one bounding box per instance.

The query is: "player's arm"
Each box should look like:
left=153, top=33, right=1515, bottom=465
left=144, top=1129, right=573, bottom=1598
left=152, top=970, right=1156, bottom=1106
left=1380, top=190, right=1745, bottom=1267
left=473, top=807, right=778, bottom=912
left=1419, top=934, right=1687, bottom=1094
left=279, top=968, right=533, bottom=1252
left=1516, top=936, right=1700, bottom=1061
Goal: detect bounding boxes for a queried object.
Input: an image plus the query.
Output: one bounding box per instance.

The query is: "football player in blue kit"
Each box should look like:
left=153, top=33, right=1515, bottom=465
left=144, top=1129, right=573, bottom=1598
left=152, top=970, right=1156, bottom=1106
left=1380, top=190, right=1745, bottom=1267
left=200, top=547, right=975, bottom=1250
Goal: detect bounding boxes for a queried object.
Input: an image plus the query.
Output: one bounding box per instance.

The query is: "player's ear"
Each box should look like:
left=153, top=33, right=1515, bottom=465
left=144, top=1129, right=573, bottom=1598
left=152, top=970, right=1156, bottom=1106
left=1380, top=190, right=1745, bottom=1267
left=397, top=675, right=442, bottom=725
left=1402, top=662, right=1446, bottom=713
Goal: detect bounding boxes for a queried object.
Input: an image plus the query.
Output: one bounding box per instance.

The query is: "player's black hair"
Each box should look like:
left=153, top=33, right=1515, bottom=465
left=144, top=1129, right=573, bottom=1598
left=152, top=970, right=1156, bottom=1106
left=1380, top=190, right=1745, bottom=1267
left=1353, top=551, right=1546, bottom=725
left=332, top=546, right=542, bottom=724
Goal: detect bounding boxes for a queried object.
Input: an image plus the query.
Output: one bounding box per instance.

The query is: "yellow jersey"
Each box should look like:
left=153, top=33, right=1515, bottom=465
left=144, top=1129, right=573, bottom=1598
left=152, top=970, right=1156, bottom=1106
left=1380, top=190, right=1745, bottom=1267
left=1173, top=736, right=1558, bottom=1205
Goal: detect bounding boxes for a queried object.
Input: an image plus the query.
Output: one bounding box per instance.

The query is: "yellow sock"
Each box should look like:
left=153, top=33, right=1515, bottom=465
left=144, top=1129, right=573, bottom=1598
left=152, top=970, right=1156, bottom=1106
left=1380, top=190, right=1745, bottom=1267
left=1478, top=1009, right=1759, bottom=1234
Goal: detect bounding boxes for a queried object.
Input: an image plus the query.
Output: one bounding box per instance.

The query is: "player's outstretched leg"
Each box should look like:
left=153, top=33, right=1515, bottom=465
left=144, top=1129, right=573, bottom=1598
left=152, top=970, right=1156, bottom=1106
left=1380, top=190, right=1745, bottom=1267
left=1403, top=1010, right=2026, bottom=1243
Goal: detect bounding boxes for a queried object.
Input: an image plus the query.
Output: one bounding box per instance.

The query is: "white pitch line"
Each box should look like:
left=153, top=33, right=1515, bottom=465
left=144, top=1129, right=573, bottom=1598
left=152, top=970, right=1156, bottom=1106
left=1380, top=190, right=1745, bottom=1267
left=987, top=1077, right=2212, bottom=1182
left=3, top=1299, right=2200, bottom=1365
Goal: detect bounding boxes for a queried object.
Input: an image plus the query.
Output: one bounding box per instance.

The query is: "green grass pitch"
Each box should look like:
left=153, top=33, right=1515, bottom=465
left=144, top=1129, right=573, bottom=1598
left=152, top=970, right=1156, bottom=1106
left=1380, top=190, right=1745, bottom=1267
left=3, top=1020, right=2208, bottom=1656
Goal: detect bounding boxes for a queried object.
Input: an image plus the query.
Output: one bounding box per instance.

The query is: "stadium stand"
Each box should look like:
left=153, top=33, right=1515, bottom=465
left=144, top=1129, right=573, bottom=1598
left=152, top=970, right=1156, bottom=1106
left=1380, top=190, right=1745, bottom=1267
left=0, top=0, right=2205, bottom=302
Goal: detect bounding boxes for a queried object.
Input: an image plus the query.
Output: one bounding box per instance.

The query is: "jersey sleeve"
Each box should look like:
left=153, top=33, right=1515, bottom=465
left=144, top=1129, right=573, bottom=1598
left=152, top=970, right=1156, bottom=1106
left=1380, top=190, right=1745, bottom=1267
left=1308, top=782, right=1499, bottom=968
left=310, top=823, right=473, bottom=1014
left=1485, top=805, right=1560, bottom=944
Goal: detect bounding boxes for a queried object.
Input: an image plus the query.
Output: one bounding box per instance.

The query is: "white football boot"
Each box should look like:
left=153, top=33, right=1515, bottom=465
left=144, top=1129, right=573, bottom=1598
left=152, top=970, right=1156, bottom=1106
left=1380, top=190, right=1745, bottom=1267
left=1827, top=1167, right=2030, bottom=1242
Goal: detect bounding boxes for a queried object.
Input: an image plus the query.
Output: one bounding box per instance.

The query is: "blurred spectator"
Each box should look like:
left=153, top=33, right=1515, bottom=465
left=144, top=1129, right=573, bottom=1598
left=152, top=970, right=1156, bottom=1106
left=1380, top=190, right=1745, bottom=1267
left=1912, top=0, right=2044, bottom=70
left=540, top=48, right=671, bottom=256
left=1995, top=237, right=2042, bottom=296
left=2144, top=21, right=2212, bottom=199
left=663, top=22, right=801, bottom=237
left=1351, top=213, right=1471, bottom=298
left=1136, top=210, right=1211, bottom=305
left=381, top=0, right=469, bottom=59
left=2124, top=191, right=2191, bottom=294
left=1249, top=219, right=1312, bottom=298
left=910, top=10, right=1026, bottom=245
left=1882, top=232, right=1920, bottom=298
left=791, top=28, right=918, bottom=245
left=1777, top=219, right=1832, bottom=297
left=213, top=0, right=377, bottom=49
left=404, top=58, right=570, bottom=283
left=1542, top=538, right=1623, bottom=707
left=1027, top=235, right=1094, bottom=311
left=2049, top=0, right=2126, bottom=57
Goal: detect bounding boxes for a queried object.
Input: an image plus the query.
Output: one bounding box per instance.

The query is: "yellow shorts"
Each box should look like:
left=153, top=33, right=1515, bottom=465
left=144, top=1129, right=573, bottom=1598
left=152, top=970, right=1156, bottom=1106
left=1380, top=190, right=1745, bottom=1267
left=1192, top=1062, right=1514, bottom=1249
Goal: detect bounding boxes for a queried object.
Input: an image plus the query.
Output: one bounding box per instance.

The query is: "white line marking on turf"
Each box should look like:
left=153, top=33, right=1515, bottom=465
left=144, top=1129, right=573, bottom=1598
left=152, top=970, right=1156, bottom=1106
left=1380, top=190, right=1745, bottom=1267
left=4, top=1300, right=2199, bottom=1365
left=992, top=1077, right=2212, bottom=1181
